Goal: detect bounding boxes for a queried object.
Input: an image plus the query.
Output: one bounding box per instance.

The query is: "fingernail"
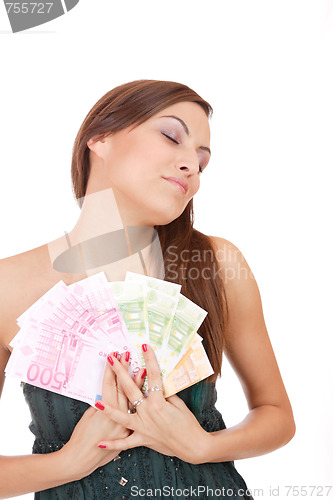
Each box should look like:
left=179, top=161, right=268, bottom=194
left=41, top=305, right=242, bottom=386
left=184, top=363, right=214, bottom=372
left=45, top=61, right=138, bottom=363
left=141, top=368, right=147, bottom=379
left=107, top=355, right=114, bottom=366
left=95, top=401, right=105, bottom=410
left=125, top=351, right=130, bottom=362
left=98, top=444, right=106, bottom=448
left=113, top=351, right=119, bottom=359
left=142, top=344, right=148, bottom=352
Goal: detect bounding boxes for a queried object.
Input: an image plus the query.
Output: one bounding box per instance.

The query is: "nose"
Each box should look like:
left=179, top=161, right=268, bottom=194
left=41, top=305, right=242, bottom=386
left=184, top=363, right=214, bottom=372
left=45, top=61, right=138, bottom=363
left=176, top=148, right=200, bottom=175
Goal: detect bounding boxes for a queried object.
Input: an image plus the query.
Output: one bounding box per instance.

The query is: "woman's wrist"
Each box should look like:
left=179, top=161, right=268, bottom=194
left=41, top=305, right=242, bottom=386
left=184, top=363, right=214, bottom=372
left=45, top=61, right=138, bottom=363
left=57, top=443, right=122, bottom=481
left=53, top=446, right=83, bottom=483
left=179, top=428, right=212, bottom=465
left=0, top=451, right=89, bottom=499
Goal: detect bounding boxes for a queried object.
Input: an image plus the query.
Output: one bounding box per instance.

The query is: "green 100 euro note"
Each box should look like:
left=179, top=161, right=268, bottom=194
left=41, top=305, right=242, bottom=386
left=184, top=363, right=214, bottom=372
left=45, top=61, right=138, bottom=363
left=124, top=272, right=210, bottom=394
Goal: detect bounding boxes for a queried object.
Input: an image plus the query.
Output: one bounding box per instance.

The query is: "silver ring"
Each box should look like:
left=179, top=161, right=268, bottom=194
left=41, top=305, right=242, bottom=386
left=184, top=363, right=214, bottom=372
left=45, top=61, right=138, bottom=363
left=131, top=396, right=145, bottom=409
left=148, top=385, right=162, bottom=393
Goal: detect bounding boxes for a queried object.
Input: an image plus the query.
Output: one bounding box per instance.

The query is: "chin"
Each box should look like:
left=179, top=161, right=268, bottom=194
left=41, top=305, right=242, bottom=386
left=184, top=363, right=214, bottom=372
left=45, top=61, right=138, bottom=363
left=154, top=212, right=183, bottom=226
left=143, top=199, right=185, bottom=226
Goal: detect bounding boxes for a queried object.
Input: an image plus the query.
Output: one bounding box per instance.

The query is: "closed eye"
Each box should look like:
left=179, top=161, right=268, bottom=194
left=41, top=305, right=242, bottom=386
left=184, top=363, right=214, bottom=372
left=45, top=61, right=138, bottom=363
left=161, top=132, right=179, bottom=145
left=162, top=132, right=204, bottom=174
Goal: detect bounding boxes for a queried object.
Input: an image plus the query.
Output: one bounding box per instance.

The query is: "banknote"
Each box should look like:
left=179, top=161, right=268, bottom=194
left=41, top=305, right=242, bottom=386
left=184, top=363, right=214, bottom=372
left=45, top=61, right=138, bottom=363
left=163, top=333, right=214, bottom=398
left=6, top=272, right=212, bottom=404
left=125, top=272, right=181, bottom=298
left=125, top=271, right=182, bottom=354
left=6, top=273, right=141, bottom=404
left=157, top=294, right=207, bottom=380
left=68, top=275, right=141, bottom=372
left=15, top=277, right=136, bottom=358
left=7, top=320, right=115, bottom=406
left=16, top=272, right=139, bottom=362
left=123, top=272, right=211, bottom=394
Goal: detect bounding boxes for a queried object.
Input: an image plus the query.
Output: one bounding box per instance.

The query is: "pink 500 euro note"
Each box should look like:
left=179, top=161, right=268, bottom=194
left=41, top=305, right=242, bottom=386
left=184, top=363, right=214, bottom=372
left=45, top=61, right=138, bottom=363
left=6, top=274, right=141, bottom=406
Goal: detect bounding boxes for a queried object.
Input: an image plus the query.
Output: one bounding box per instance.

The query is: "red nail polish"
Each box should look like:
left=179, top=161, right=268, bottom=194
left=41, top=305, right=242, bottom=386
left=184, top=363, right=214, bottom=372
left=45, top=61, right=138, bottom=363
left=142, top=344, right=148, bottom=352
left=98, top=444, right=106, bottom=448
left=113, top=351, right=119, bottom=359
left=107, top=355, right=114, bottom=366
left=95, top=401, right=105, bottom=410
left=141, top=368, right=147, bottom=379
left=125, top=351, right=130, bottom=362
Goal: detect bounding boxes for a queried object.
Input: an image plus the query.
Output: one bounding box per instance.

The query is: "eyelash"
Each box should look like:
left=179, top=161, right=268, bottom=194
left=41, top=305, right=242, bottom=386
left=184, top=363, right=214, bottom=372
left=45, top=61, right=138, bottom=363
left=162, top=132, right=179, bottom=144
left=162, top=133, right=203, bottom=174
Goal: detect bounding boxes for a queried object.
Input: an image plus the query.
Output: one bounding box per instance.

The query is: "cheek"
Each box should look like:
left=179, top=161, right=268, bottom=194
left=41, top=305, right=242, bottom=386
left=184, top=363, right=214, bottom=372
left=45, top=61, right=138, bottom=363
left=118, top=140, right=164, bottom=173
left=105, top=135, right=176, bottom=196
left=190, top=178, right=200, bottom=197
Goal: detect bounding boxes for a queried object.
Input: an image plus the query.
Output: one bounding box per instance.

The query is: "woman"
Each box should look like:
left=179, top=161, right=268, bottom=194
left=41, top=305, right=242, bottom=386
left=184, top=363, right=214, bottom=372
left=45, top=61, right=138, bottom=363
left=0, top=80, right=296, bottom=499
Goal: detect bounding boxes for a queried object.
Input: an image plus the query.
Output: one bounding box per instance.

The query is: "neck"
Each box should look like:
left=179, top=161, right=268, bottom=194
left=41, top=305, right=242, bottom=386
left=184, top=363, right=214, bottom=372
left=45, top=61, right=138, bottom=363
left=47, top=188, right=164, bottom=281
left=69, top=188, right=125, bottom=245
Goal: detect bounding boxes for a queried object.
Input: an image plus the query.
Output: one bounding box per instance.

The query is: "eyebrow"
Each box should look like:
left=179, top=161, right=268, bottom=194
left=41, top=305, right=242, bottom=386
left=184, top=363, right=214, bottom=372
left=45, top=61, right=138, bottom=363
left=160, top=115, right=211, bottom=156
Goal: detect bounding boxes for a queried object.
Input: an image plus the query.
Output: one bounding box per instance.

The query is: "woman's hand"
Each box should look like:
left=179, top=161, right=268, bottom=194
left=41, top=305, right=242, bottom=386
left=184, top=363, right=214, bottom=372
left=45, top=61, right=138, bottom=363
left=94, top=344, right=210, bottom=465
left=58, top=352, right=146, bottom=479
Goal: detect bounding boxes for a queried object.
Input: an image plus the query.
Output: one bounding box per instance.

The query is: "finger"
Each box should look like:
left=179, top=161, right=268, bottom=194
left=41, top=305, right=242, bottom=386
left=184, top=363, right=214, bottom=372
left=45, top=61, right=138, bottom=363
left=141, top=344, right=164, bottom=401
left=123, top=367, right=147, bottom=413
left=98, top=432, right=143, bottom=452
left=120, top=352, right=145, bottom=386
left=119, top=350, right=131, bottom=372
left=118, top=351, right=131, bottom=412
left=101, top=354, right=118, bottom=406
left=134, top=367, right=146, bottom=389
left=108, top=353, right=146, bottom=408
left=165, top=394, right=187, bottom=409
left=118, top=354, right=146, bottom=413
left=94, top=399, right=137, bottom=432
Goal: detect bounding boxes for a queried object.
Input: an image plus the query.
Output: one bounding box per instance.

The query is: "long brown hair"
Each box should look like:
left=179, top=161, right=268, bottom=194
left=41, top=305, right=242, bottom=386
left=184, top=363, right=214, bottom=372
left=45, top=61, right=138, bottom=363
left=71, top=80, right=229, bottom=383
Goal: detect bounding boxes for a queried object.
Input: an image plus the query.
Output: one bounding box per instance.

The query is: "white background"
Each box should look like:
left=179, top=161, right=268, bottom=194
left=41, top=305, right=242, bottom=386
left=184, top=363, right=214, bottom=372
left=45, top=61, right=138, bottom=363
left=0, top=1, right=332, bottom=499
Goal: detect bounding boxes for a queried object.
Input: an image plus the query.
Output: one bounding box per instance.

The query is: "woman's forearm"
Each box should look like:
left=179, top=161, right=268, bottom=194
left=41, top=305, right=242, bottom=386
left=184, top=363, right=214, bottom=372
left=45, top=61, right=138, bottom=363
left=0, top=449, right=80, bottom=499
left=201, top=404, right=296, bottom=463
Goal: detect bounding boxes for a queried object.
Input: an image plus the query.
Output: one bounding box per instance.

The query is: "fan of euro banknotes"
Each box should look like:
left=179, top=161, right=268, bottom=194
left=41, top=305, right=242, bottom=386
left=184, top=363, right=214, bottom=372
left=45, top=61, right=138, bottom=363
left=5, top=272, right=213, bottom=406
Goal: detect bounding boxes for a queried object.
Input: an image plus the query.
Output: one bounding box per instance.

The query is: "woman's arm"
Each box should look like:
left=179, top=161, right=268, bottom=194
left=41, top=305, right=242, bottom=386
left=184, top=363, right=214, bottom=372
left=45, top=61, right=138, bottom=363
left=0, top=254, right=148, bottom=498
left=0, top=448, right=80, bottom=500
left=0, top=408, right=123, bottom=499
left=0, top=343, right=81, bottom=498
left=200, top=236, right=296, bottom=462
left=0, top=344, right=119, bottom=499
left=95, top=237, right=296, bottom=465
left=0, top=266, right=92, bottom=497
left=0, top=340, right=144, bottom=498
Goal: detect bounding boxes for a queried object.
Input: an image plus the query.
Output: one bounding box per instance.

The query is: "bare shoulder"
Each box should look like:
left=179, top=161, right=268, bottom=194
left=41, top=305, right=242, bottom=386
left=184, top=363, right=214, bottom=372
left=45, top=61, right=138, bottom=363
left=0, top=245, right=54, bottom=350
left=207, top=234, right=263, bottom=335
left=207, top=235, right=256, bottom=284
left=208, top=235, right=294, bottom=418
left=208, top=235, right=250, bottom=263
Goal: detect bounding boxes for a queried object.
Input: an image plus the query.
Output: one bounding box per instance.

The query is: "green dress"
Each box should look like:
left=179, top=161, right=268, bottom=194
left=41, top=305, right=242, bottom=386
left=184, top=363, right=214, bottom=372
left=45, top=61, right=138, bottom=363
left=23, top=380, right=254, bottom=499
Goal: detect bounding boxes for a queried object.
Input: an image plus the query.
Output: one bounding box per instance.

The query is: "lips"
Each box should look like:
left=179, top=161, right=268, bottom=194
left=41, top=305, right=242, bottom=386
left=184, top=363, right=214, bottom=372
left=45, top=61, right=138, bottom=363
left=162, top=177, right=188, bottom=194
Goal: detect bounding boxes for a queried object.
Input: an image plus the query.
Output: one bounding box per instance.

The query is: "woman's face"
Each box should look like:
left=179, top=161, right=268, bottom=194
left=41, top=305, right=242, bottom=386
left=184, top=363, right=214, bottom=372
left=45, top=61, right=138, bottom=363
left=87, top=101, right=211, bottom=226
